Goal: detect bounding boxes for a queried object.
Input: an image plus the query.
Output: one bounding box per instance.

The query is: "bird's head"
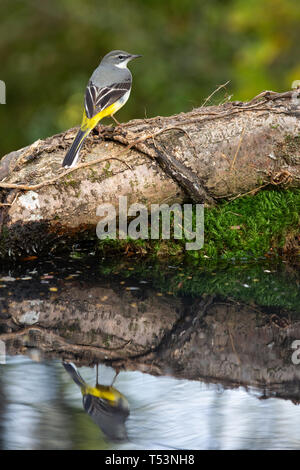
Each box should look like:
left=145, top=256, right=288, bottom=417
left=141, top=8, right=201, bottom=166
left=101, top=50, right=142, bottom=69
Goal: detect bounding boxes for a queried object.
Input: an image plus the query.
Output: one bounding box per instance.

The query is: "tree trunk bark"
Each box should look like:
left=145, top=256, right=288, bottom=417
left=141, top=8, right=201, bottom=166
left=0, top=90, right=300, bottom=258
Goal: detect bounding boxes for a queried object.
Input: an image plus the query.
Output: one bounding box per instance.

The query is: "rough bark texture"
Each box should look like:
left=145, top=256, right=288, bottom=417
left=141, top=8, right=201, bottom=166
left=0, top=90, right=300, bottom=258
left=1, top=277, right=300, bottom=401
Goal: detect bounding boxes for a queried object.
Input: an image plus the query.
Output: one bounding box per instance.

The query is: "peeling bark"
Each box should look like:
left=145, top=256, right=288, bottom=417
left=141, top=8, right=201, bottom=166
left=0, top=90, right=300, bottom=258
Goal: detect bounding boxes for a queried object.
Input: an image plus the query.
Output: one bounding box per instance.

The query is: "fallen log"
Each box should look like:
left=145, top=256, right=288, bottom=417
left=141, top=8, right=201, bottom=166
left=0, top=89, right=300, bottom=259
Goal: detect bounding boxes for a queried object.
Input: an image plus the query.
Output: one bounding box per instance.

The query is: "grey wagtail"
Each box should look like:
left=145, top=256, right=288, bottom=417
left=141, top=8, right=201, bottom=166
left=63, top=362, right=130, bottom=442
left=62, top=50, right=141, bottom=168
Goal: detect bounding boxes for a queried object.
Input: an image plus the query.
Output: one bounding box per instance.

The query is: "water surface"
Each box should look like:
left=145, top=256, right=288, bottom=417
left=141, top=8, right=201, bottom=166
left=0, top=255, right=299, bottom=449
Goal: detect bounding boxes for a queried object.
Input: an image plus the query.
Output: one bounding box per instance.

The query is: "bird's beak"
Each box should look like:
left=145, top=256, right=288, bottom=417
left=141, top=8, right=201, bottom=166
left=130, top=54, right=142, bottom=60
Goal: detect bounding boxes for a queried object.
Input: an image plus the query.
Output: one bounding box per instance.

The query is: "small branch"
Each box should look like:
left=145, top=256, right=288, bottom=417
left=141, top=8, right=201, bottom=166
left=245, top=89, right=299, bottom=105
left=201, top=80, right=231, bottom=107
left=0, top=156, right=132, bottom=191
left=115, top=125, right=197, bottom=158
left=228, top=183, right=269, bottom=201
left=0, top=193, right=19, bottom=207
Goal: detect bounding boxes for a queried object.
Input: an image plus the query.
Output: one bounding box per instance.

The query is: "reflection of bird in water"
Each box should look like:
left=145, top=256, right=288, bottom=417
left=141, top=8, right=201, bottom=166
left=62, top=362, right=130, bottom=442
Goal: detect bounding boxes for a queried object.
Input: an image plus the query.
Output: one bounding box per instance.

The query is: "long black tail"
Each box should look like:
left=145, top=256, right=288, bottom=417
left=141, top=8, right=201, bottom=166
left=62, top=128, right=88, bottom=168
left=62, top=362, right=86, bottom=388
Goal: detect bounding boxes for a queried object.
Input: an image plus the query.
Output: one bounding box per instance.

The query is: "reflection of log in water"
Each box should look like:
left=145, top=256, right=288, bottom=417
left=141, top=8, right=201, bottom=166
left=1, top=276, right=300, bottom=401
left=0, top=277, right=182, bottom=362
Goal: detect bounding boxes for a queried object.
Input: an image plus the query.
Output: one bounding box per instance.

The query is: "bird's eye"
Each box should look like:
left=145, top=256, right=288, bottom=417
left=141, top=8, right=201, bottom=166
left=118, top=55, right=125, bottom=60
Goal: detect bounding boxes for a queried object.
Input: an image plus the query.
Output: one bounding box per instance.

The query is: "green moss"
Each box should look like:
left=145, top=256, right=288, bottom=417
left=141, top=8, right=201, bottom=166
left=97, top=189, right=300, bottom=263
left=102, top=162, right=112, bottom=178
left=198, top=188, right=299, bottom=261
left=88, top=168, right=100, bottom=183
left=62, top=174, right=81, bottom=190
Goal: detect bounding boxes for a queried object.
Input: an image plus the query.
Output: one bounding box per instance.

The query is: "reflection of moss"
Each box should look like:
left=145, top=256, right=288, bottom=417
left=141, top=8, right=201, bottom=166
left=97, top=189, right=300, bottom=262
left=98, top=259, right=300, bottom=314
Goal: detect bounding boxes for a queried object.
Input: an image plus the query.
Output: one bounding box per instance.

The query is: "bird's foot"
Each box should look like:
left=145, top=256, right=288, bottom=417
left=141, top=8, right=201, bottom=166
left=94, top=123, right=114, bottom=139
left=111, top=367, right=120, bottom=386
left=111, top=115, right=124, bottom=130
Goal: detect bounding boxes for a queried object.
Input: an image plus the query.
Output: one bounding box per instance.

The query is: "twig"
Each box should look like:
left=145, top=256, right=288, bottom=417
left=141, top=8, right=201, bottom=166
left=221, top=153, right=231, bottom=165
left=122, top=125, right=195, bottom=150
left=109, top=92, right=298, bottom=137
left=0, top=193, right=19, bottom=207
left=201, top=80, right=231, bottom=107
left=117, top=125, right=198, bottom=163
left=245, top=89, right=298, bottom=105
left=228, top=183, right=269, bottom=201
left=0, top=156, right=132, bottom=191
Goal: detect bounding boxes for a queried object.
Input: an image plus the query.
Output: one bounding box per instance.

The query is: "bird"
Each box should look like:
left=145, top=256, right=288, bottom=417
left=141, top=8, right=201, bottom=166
left=62, top=50, right=141, bottom=168
left=62, top=361, right=130, bottom=442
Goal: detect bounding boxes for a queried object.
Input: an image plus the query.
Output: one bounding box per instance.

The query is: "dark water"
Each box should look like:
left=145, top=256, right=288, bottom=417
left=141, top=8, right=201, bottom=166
left=0, top=254, right=300, bottom=450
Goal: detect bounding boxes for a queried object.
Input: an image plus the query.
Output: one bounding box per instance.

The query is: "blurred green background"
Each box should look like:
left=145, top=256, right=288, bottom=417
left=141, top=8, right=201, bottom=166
left=1, top=0, right=300, bottom=158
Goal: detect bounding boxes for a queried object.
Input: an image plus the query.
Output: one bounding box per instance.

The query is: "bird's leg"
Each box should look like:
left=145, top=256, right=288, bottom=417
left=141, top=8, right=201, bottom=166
left=111, top=367, right=120, bottom=386
left=111, top=114, right=123, bottom=129
left=96, top=363, right=99, bottom=386
left=97, top=122, right=106, bottom=134
left=93, top=122, right=113, bottom=139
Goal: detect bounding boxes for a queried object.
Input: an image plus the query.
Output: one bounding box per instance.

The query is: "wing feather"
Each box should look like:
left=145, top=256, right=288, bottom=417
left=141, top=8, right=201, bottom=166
left=82, top=394, right=129, bottom=442
left=84, top=80, right=131, bottom=119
